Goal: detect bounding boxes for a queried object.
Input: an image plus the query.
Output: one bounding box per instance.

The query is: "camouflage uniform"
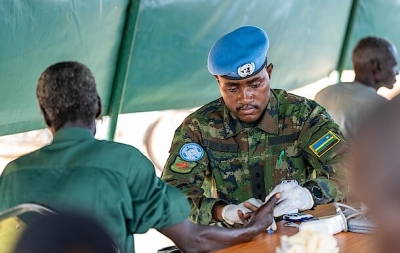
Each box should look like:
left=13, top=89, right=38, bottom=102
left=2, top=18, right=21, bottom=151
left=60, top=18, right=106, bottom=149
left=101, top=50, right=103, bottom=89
left=161, top=89, right=349, bottom=225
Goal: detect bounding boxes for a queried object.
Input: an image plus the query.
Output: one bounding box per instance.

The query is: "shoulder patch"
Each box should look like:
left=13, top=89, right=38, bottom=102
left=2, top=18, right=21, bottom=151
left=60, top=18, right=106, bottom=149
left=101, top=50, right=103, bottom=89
left=179, top=143, right=204, bottom=162
left=171, top=156, right=197, bottom=174
left=309, top=131, right=340, bottom=157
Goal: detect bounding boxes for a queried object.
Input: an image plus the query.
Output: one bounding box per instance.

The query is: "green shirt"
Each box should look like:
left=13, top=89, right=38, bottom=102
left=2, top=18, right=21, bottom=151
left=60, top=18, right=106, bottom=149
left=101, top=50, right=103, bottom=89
left=0, top=127, right=190, bottom=253
left=161, top=89, right=349, bottom=225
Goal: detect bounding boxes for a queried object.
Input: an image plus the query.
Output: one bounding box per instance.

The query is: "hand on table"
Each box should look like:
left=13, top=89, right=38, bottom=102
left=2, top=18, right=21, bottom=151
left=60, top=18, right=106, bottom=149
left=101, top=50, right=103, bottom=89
left=238, top=198, right=277, bottom=230
left=222, top=198, right=263, bottom=225
left=265, top=181, right=314, bottom=217
left=244, top=193, right=281, bottom=231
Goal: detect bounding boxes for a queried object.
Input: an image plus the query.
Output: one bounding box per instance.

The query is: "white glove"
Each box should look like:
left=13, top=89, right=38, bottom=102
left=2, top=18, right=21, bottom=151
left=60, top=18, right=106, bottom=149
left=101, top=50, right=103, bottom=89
left=265, top=181, right=314, bottom=217
left=221, top=198, right=263, bottom=225
left=239, top=198, right=277, bottom=231
left=238, top=198, right=263, bottom=209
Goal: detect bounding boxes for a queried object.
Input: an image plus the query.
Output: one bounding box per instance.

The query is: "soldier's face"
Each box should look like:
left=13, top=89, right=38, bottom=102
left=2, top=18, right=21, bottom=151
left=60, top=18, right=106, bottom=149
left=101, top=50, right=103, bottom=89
left=217, top=65, right=273, bottom=122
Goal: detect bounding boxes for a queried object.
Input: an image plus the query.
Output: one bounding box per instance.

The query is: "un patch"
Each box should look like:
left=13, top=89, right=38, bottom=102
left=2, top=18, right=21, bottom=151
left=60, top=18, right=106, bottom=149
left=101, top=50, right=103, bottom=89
left=309, top=131, right=340, bottom=157
left=179, top=143, right=204, bottom=162
left=171, top=156, right=197, bottom=174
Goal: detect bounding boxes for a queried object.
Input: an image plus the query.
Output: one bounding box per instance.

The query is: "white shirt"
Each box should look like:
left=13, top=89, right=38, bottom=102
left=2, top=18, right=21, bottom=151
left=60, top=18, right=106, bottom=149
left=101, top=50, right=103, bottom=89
left=315, top=82, right=387, bottom=140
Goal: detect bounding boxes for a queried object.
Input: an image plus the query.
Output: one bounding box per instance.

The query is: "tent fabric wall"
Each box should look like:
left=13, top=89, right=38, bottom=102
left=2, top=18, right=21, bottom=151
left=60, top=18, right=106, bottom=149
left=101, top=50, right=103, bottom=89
left=0, top=0, right=128, bottom=136
left=121, top=0, right=352, bottom=113
left=0, top=0, right=399, bottom=136
left=343, top=0, right=400, bottom=69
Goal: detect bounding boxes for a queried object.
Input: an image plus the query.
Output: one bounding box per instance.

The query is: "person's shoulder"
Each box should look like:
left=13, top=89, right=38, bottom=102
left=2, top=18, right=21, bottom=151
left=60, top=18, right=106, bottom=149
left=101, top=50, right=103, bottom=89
left=182, top=97, right=224, bottom=125
left=272, top=89, right=325, bottom=118
left=1, top=146, right=49, bottom=174
left=273, top=89, right=318, bottom=108
left=94, top=139, right=145, bottom=159
left=315, top=82, right=353, bottom=97
left=90, top=140, right=153, bottom=176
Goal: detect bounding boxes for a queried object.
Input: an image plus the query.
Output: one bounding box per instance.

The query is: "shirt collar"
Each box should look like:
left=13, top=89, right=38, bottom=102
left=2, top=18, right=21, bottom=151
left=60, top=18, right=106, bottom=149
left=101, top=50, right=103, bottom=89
left=52, top=127, right=95, bottom=143
left=354, top=81, right=378, bottom=93
left=222, top=91, right=279, bottom=138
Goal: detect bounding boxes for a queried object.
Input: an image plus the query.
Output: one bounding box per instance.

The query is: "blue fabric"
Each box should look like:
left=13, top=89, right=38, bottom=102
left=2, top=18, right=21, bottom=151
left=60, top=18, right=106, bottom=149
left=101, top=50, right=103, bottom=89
left=207, top=26, right=269, bottom=79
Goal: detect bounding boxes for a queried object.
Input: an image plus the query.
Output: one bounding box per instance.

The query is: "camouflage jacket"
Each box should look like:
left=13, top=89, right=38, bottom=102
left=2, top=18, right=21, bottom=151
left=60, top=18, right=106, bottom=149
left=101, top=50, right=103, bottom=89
left=161, top=89, right=349, bottom=225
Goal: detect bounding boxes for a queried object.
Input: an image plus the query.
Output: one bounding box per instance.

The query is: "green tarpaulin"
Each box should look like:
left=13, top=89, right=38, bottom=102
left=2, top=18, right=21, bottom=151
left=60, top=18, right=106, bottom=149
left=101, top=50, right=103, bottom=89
left=0, top=0, right=399, bottom=137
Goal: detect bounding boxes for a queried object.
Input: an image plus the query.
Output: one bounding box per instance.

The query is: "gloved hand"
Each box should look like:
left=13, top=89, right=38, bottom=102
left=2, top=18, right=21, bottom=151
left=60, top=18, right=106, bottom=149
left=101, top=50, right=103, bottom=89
left=221, top=205, right=249, bottom=225
left=221, top=198, right=263, bottom=225
left=239, top=198, right=277, bottom=231
left=238, top=198, right=263, bottom=209
left=265, top=181, right=314, bottom=217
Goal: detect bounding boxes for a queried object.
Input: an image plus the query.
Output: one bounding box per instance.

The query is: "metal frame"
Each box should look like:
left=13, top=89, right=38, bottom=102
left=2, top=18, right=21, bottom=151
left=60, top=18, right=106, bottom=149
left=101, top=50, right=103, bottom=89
left=106, top=0, right=142, bottom=140
left=0, top=203, right=55, bottom=221
left=336, top=0, right=361, bottom=81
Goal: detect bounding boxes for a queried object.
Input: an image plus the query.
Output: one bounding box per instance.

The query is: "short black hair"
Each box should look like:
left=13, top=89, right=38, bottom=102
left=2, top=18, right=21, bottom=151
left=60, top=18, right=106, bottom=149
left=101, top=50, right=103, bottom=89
left=36, top=61, right=100, bottom=130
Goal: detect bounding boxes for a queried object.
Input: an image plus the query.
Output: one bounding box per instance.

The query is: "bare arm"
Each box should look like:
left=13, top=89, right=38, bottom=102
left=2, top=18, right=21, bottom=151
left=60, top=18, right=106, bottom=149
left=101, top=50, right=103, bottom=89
left=159, top=193, right=280, bottom=253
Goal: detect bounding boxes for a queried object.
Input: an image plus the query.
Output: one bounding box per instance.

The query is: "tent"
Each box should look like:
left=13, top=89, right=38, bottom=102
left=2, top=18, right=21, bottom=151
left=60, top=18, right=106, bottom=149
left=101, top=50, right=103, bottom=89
left=0, top=0, right=398, bottom=139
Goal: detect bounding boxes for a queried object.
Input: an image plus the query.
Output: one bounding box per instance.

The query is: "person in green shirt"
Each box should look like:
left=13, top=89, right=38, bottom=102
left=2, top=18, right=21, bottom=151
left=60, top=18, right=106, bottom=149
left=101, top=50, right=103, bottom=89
left=0, top=61, right=279, bottom=253
left=162, top=26, right=349, bottom=226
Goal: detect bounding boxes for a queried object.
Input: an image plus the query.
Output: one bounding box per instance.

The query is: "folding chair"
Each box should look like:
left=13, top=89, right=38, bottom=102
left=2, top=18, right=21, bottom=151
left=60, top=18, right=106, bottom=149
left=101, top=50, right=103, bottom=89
left=0, top=203, right=55, bottom=253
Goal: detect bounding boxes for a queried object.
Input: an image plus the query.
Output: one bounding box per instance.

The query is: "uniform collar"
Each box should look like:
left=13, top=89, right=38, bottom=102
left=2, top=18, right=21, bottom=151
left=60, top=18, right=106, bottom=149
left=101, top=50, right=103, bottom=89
left=222, top=91, right=279, bottom=138
left=52, top=127, right=95, bottom=143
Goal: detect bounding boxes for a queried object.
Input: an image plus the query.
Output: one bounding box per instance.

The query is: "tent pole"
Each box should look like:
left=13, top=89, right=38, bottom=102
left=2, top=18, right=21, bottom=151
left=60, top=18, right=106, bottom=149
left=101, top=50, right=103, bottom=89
left=105, top=0, right=141, bottom=140
left=336, top=0, right=360, bottom=82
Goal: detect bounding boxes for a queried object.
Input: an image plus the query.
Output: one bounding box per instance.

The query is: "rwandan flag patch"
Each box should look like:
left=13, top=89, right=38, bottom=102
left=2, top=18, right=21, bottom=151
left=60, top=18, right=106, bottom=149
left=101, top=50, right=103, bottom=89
left=309, top=131, right=340, bottom=157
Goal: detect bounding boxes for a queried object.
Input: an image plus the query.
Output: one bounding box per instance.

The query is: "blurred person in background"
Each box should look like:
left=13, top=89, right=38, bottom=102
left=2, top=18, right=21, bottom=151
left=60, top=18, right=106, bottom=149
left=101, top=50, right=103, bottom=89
left=351, top=95, right=400, bottom=253
left=315, top=36, right=399, bottom=140
left=162, top=26, right=349, bottom=227
left=0, top=61, right=280, bottom=253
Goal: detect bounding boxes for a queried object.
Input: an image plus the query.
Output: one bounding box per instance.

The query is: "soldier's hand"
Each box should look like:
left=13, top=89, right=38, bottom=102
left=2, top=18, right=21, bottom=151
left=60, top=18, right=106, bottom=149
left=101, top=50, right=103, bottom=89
left=244, top=193, right=281, bottom=230
left=222, top=198, right=262, bottom=225
left=238, top=200, right=261, bottom=225
left=266, top=181, right=314, bottom=217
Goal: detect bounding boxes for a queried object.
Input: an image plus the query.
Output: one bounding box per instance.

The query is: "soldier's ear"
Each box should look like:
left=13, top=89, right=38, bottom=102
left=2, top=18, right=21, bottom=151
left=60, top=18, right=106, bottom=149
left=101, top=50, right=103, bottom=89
left=214, top=75, right=220, bottom=83
left=266, top=63, right=274, bottom=79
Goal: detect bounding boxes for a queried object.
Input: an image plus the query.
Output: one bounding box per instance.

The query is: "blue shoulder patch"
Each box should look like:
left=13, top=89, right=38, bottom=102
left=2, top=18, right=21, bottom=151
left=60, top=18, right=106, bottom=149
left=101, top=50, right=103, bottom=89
left=179, top=143, right=204, bottom=162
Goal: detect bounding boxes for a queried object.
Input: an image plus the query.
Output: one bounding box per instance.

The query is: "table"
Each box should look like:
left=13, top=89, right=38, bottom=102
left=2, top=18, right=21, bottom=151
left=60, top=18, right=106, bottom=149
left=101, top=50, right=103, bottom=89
left=216, top=204, right=377, bottom=253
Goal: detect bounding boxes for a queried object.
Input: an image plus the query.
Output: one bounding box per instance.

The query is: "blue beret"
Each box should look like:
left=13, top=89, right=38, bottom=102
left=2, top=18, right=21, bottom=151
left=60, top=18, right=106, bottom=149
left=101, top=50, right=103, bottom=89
left=207, top=26, right=269, bottom=79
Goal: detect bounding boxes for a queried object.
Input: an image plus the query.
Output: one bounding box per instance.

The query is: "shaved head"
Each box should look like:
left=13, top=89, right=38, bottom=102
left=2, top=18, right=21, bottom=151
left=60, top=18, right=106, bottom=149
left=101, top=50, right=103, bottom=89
left=352, top=95, right=400, bottom=251
left=352, top=36, right=399, bottom=89
left=352, top=36, right=394, bottom=68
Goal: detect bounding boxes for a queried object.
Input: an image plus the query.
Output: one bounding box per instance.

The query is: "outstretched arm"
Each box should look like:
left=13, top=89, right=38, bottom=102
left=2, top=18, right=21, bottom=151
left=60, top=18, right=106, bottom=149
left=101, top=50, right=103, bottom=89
left=159, top=193, right=280, bottom=253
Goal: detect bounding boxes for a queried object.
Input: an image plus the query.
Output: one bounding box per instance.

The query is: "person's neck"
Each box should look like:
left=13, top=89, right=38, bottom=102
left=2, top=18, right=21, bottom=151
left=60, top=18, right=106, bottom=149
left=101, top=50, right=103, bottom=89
left=354, top=76, right=380, bottom=91
left=49, top=120, right=96, bottom=136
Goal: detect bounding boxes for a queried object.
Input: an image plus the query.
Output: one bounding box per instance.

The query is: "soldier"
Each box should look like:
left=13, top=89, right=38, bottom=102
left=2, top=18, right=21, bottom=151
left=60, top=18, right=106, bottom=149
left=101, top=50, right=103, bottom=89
left=162, top=26, right=349, bottom=226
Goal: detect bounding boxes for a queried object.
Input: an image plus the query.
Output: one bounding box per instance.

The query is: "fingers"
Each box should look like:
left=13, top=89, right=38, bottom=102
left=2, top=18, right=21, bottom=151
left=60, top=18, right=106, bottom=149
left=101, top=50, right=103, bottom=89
left=264, top=189, right=279, bottom=203
left=273, top=198, right=297, bottom=217
left=238, top=210, right=250, bottom=225
left=266, top=220, right=277, bottom=231
left=264, top=192, right=281, bottom=209
left=265, top=183, right=298, bottom=203
left=243, top=202, right=259, bottom=212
